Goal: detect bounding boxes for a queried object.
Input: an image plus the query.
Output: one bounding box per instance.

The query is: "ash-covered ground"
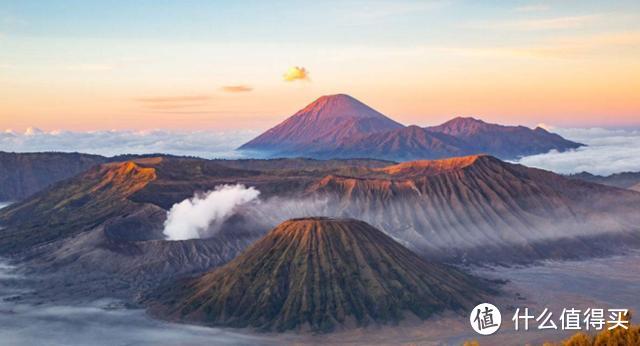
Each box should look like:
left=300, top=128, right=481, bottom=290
left=1, top=252, right=639, bottom=345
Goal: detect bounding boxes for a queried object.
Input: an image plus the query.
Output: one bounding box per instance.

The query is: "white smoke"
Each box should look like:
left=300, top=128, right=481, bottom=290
left=163, top=184, right=260, bottom=241
left=239, top=196, right=332, bottom=227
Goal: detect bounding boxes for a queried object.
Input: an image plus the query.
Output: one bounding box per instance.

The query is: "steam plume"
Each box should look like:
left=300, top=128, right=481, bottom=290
left=163, top=184, right=260, bottom=240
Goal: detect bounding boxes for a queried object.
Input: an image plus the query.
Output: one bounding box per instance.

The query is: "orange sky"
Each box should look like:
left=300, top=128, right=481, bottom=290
left=1, top=1, right=639, bottom=131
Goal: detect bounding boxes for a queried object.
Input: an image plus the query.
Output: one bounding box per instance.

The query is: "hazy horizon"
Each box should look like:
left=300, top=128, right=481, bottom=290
left=1, top=124, right=639, bottom=176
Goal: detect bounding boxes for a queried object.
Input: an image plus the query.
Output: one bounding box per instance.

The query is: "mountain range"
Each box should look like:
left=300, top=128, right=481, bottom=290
left=570, top=171, right=640, bottom=192
left=1, top=152, right=639, bottom=327
left=308, top=155, right=640, bottom=262
left=146, top=218, right=493, bottom=332
left=0, top=92, right=632, bottom=337
left=0, top=151, right=106, bottom=201
left=2, top=155, right=638, bottom=268
left=239, top=94, right=583, bottom=160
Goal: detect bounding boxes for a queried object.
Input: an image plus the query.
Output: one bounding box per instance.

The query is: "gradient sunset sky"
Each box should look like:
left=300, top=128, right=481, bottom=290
left=1, top=0, right=639, bottom=131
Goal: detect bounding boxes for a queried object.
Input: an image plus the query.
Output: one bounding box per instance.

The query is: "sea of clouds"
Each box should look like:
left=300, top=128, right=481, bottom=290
left=515, top=127, right=640, bottom=176
left=0, top=259, right=282, bottom=346
left=0, top=127, right=258, bottom=159
left=1, top=126, right=639, bottom=176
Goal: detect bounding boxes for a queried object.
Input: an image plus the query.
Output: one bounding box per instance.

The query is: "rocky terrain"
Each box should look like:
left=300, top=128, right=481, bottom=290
left=1, top=154, right=639, bottom=304
left=308, top=155, right=640, bottom=262
left=570, top=171, right=640, bottom=192
left=145, top=218, right=493, bottom=332
left=239, top=94, right=583, bottom=160
left=0, top=151, right=106, bottom=201
left=322, top=125, right=474, bottom=161
left=0, top=157, right=393, bottom=302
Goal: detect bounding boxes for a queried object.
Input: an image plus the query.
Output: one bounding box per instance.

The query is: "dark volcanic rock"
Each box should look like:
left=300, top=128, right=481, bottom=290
left=145, top=218, right=493, bottom=332
left=0, top=151, right=106, bottom=201
left=307, top=155, right=640, bottom=263
left=0, top=159, right=158, bottom=253
left=569, top=171, right=640, bottom=192
left=3, top=155, right=640, bottom=266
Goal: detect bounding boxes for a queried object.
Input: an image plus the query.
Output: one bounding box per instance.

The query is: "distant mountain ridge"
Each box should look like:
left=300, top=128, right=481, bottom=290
left=239, top=94, right=584, bottom=160
left=426, top=117, right=582, bottom=158
left=323, top=125, right=473, bottom=161
left=569, top=171, right=640, bottom=192
left=0, top=151, right=107, bottom=201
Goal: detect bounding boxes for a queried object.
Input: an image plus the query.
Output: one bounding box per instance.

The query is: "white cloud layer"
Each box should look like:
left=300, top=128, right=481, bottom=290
left=516, top=127, right=640, bottom=175
left=0, top=128, right=258, bottom=159
left=2, top=126, right=638, bottom=176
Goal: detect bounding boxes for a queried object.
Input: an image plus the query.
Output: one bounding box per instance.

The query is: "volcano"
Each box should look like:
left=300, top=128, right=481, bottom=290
left=308, top=155, right=640, bottom=262
left=238, top=94, right=403, bottom=154
left=319, top=125, right=474, bottom=161
left=239, top=95, right=583, bottom=160
left=146, top=217, right=491, bottom=332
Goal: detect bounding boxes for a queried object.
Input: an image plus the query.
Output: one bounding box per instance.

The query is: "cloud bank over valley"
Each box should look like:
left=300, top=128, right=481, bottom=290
left=2, top=126, right=639, bottom=175
left=516, top=127, right=640, bottom=175
left=0, top=128, right=258, bottom=159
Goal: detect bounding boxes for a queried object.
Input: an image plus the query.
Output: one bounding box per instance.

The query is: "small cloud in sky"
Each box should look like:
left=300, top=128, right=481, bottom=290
left=134, top=95, right=213, bottom=110
left=283, top=66, right=309, bottom=82
left=221, top=85, right=253, bottom=93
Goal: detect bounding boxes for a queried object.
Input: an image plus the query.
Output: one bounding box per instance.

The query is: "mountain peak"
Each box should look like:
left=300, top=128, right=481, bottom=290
left=430, top=117, right=490, bottom=135
left=317, top=93, right=354, bottom=101
left=146, top=218, right=491, bottom=332
left=239, top=94, right=403, bottom=153
left=448, top=116, right=485, bottom=123
left=377, top=154, right=493, bottom=177
left=293, top=93, right=390, bottom=120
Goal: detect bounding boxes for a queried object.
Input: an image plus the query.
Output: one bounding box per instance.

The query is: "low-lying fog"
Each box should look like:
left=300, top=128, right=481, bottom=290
left=2, top=252, right=640, bottom=346
left=0, top=260, right=287, bottom=346
left=3, top=197, right=640, bottom=345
